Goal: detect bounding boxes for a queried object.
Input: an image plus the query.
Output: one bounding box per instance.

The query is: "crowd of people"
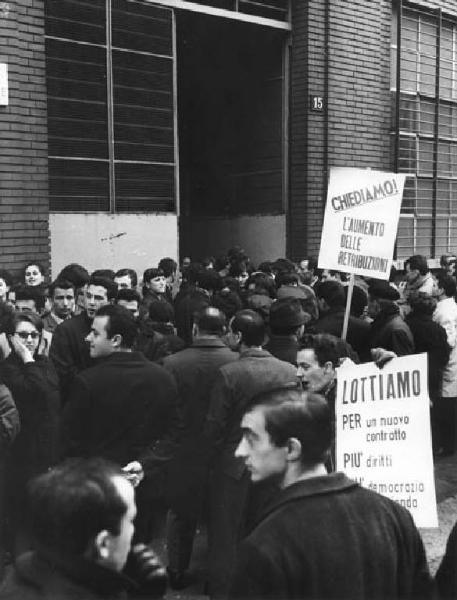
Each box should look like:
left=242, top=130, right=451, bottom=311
left=0, top=248, right=457, bottom=598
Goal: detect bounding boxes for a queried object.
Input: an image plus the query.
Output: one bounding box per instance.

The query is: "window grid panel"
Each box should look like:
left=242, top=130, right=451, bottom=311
left=396, top=4, right=457, bottom=259
left=45, top=0, right=176, bottom=213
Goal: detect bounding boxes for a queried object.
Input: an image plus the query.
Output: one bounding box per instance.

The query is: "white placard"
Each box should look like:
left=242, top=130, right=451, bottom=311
left=0, top=63, right=8, bottom=106
left=318, top=167, right=406, bottom=280
left=335, top=353, right=438, bottom=528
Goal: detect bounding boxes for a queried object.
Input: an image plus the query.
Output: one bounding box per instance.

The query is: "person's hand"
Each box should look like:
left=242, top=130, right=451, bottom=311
left=9, top=335, right=34, bottom=364
left=123, top=461, right=144, bottom=488
left=371, top=347, right=397, bottom=368
left=124, top=543, right=168, bottom=598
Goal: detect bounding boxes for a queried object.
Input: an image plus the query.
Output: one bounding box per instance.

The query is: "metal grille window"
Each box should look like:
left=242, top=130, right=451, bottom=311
left=393, top=2, right=457, bottom=259
left=182, top=0, right=289, bottom=21
left=45, top=0, right=175, bottom=212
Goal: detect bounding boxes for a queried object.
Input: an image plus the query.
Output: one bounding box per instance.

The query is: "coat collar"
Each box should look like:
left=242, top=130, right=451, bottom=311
left=258, top=472, right=358, bottom=523
left=192, top=337, right=230, bottom=349
left=239, top=348, right=273, bottom=359
left=97, top=351, right=147, bottom=365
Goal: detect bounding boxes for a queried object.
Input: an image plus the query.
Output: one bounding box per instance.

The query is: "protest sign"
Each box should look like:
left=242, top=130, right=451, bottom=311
left=335, top=353, right=438, bottom=528
left=318, top=168, right=406, bottom=280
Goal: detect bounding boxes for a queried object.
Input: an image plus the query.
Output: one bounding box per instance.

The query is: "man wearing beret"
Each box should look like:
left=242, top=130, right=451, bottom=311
left=368, top=280, right=415, bottom=356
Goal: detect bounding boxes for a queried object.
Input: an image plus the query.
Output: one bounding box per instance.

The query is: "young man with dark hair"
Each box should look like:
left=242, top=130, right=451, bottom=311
left=49, top=275, right=117, bottom=401
left=62, top=304, right=179, bottom=543
left=403, top=254, right=436, bottom=300
left=43, top=279, right=76, bottom=334
left=0, top=457, right=167, bottom=599
left=230, top=386, right=432, bottom=600
left=57, top=263, right=90, bottom=316
left=14, top=284, right=46, bottom=315
left=116, top=287, right=141, bottom=319
left=296, top=333, right=358, bottom=411
left=114, top=268, right=138, bottom=290
left=204, top=309, right=296, bottom=598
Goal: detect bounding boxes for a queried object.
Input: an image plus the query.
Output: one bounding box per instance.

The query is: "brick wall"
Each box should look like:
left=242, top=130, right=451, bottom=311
left=0, top=0, right=49, bottom=279
left=290, top=0, right=392, bottom=260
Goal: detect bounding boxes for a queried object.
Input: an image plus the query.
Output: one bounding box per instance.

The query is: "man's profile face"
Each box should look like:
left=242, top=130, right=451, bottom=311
left=235, top=406, right=288, bottom=484
left=114, top=275, right=132, bottom=290
left=85, top=284, right=109, bottom=319
left=104, top=476, right=136, bottom=572
left=297, top=348, right=331, bottom=393
left=53, top=287, right=75, bottom=319
left=86, top=315, right=114, bottom=358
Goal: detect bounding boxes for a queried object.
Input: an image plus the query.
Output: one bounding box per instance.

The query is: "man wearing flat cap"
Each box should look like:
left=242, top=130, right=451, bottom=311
left=368, top=279, right=415, bottom=356
left=264, top=298, right=310, bottom=365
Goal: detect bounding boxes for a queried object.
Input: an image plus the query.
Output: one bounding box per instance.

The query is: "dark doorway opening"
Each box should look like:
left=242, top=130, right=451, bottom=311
left=176, top=11, right=286, bottom=261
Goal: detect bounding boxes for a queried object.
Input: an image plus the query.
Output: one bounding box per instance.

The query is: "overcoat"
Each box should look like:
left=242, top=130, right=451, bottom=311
left=369, top=303, right=415, bottom=356
left=61, top=351, right=179, bottom=468
left=230, top=473, right=432, bottom=600
left=162, top=337, right=238, bottom=515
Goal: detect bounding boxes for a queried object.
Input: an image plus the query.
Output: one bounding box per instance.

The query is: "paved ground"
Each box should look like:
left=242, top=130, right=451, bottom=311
left=157, top=453, right=457, bottom=598
left=421, top=453, right=457, bottom=575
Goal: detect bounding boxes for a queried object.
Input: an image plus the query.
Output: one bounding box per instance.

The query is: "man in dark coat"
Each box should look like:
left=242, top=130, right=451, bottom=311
left=204, top=309, right=296, bottom=599
left=61, top=304, right=179, bottom=542
left=0, top=458, right=167, bottom=600
left=313, top=280, right=371, bottom=361
left=436, top=518, right=457, bottom=598
left=368, top=279, right=415, bottom=356
left=162, top=307, right=238, bottom=588
left=263, top=298, right=309, bottom=365
left=230, top=386, right=432, bottom=600
left=49, top=275, right=117, bottom=401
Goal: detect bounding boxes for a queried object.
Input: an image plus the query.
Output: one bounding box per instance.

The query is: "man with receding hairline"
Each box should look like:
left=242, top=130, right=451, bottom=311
left=162, top=306, right=238, bottom=589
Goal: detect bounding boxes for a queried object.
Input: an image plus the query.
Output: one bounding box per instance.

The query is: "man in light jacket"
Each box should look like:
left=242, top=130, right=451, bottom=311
left=433, top=273, right=457, bottom=456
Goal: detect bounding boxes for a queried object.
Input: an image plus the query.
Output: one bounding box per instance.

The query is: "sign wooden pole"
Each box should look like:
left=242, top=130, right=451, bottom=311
left=341, top=273, right=355, bottom=341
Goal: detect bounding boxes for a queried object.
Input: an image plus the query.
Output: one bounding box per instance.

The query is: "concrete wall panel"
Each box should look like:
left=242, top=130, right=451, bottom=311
left=50, top=213, right=178, bottom=278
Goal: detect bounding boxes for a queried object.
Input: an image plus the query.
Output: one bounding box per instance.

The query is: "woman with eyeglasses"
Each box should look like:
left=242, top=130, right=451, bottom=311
left=1, top=311, right=60, bottom=555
